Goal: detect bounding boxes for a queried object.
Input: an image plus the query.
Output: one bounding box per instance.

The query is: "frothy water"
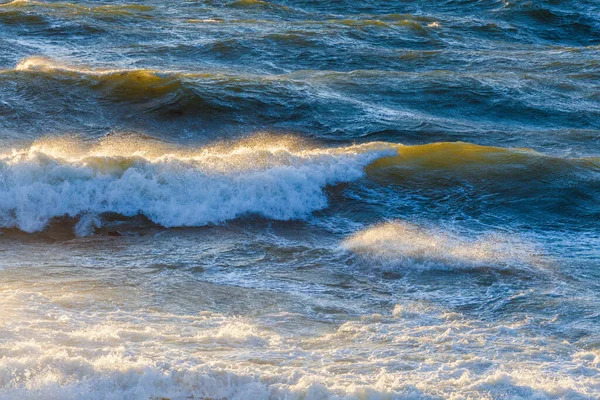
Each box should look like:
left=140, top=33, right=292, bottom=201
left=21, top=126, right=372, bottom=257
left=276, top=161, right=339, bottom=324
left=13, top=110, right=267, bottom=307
left=1, top=276, right=598, bottom=400
left=342, top=221, right=540, bottom=271
left=1, top=0, right=600, bottom=398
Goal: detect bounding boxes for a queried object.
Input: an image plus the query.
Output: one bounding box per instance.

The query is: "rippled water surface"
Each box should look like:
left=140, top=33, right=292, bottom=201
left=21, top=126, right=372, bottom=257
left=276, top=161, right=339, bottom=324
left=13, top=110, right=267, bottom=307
left=1, top=0, right=600, bottom=399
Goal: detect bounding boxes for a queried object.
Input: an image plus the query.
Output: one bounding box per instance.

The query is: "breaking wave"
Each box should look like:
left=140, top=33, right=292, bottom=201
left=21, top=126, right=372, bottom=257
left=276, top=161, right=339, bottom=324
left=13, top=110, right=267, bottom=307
left=1, top=134, right=598, bottom=236
left=342, top=220, right=541, bottom=271
left=0, top=134, right=396, bottom=234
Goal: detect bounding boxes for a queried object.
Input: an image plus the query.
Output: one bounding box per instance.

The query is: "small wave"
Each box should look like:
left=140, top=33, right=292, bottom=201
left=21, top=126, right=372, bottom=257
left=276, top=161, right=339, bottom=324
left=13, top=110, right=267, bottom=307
left=186, top=18, right=224, bottom=23
left=15, top=56, right=187, bottom=87
left=0, top=0, right=154, bottom=14
left=227, top=0, right=293, bottom=12
left=0, top=2, right=153, bottom=29
left=328, top=18, right=391, bottom=28
left=0, top=134, right=396, bottom=234
left=8, top=56, right=302, bottom=110
left=342, top=220, right=541, bottom=271
left=11, top=56, right=202, bottom=107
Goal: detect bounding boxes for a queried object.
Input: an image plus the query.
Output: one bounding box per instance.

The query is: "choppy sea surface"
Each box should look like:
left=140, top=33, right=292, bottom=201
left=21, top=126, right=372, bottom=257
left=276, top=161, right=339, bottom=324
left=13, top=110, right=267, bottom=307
left=1, top=0, right=600, bottom=399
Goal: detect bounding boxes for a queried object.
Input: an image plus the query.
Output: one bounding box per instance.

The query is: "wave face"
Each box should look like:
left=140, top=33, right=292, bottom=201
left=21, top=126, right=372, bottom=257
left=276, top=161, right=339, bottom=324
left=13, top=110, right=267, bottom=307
left=360, top=142, right=600, bottom=230
left=0, top=135, right=395, bottom=233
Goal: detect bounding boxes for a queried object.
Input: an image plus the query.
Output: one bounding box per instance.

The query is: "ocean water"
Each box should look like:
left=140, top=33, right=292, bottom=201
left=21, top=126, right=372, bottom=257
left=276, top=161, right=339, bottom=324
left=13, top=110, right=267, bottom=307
left=1, top=0, right=600, bottom=398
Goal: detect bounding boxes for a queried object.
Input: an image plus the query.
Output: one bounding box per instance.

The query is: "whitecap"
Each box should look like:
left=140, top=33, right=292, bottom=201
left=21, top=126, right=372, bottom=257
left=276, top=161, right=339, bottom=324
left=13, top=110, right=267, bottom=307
left=342, top=220, right=541, bottom=271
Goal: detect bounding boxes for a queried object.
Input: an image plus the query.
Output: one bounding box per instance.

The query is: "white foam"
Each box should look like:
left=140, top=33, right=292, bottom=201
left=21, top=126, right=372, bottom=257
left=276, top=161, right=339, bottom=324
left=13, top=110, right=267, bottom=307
left=0, top=135, right=396, bottom=234
left=0, top=280, right=597, bottom=400
left=342, top=220, right=540, bottom=271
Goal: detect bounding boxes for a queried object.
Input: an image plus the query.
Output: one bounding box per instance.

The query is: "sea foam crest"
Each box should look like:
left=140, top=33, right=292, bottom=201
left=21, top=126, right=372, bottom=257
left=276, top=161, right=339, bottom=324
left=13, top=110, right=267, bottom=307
left=342, top=221, right=540, bottom=271
left=0, top=135, right=396, bottom=234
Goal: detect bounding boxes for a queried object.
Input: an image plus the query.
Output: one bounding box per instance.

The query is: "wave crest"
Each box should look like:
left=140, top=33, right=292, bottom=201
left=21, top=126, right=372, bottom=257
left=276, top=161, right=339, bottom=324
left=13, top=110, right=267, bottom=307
left=0, top=134, right=396, bottom=234
left=342, top=220, right=541, bottom=271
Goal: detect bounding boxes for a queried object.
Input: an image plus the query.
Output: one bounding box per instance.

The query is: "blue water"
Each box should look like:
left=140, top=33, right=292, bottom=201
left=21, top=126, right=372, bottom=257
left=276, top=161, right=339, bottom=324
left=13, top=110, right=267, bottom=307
left=0, top=1, right=599, bottom=398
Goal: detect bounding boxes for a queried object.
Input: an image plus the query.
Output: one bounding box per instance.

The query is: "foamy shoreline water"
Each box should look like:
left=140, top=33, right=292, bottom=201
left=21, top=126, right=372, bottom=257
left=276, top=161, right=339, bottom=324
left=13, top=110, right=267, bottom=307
left=1, top=256, right=598, bottom=400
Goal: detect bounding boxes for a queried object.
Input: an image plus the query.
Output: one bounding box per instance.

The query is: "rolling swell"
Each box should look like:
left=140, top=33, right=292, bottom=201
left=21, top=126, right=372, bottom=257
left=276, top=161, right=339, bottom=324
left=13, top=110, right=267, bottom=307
left=5, top=57, right=600, bottom=145
left=1, top=135, right=599, bottom=235
left=363, top=142, right=600, bottom=226
left=4, top=57, right=331, bottom=139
